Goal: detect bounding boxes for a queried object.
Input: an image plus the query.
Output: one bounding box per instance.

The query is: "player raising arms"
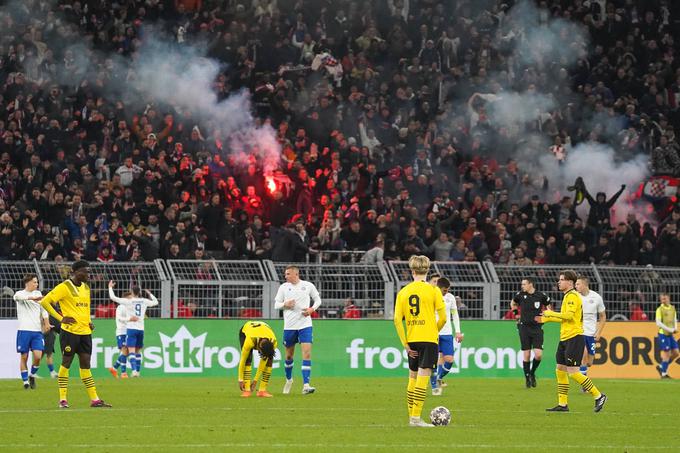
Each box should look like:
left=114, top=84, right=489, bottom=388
left=108, top=281, right=158, bottom=377
left=238, top=321, right=278, bottom=398
left=430, top=277, right=463, bottom=396
left=576, top=276, right=606, bottom=378
left=14, top=274, right=49, bottom=389
left=40, top=261, right=111, bottom=408
left=394, top=255, right=446, bottom=427
left=536, top=270, right=606, bottom=413
left=274, top=265, right=322, bottom=395
left=108, top=298, right=131, bottom=379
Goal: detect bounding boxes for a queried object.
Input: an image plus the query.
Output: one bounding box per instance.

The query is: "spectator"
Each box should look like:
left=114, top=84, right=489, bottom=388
left=363, top=240, right=384, bottom=264
left=0, top=0, right=675, bottom=269
left=342, top=299, right=362, bottom=319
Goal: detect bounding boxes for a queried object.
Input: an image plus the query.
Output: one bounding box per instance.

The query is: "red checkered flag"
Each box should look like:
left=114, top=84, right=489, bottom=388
left=642, top=176, right=680, bottom=200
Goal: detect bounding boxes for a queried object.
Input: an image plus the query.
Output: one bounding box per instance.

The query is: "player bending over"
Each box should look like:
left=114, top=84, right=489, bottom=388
left=108, top=281, right=158, bottom=377
left=238, top=321, right=278, bottom=398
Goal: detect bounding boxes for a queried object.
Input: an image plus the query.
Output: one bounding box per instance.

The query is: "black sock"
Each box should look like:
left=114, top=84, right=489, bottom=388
left=523, top=361, right=531, bottom=377
left=531, top=359, right=541, bottom=375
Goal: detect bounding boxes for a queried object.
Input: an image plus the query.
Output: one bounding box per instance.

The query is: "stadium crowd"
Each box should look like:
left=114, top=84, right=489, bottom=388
left=1, top=0, right=680, bottom=267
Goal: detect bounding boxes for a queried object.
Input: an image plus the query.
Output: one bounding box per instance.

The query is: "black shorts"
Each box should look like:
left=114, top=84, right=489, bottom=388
left=60, top=330, right=92, bottom=356
left=518, top=324, right=544, bottom=350
left=407, top=342, right=439, bottom=372
left=43, top=329, right=56, bottom=354
left=556, top=335, right=585, bottom=367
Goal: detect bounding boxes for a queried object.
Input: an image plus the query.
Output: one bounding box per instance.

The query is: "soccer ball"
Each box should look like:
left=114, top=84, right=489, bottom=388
left=429, top=406, right=451, bottom=426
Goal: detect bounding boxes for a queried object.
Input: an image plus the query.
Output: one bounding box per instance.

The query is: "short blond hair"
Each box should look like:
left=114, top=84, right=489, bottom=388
left=408, top=255, right=431, bottom=276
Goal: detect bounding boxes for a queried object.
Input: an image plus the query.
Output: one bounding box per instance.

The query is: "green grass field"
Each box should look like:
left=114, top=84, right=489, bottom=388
left=1, top=376, right=678, bottom=452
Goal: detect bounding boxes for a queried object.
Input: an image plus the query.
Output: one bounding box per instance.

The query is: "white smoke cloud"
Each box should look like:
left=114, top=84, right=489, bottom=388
left=129, top=33, right=281, bottom=173
left=485, top=91, right=555, bottom=130
left=538, top=143, right=650, bottom=223
left=498, top=0, right=588, bottom=67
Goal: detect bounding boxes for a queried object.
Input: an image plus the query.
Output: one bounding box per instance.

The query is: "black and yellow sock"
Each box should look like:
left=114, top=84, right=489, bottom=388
left=411, top=375, right=429, bottom=418
left=406, top=377, right=416, bottom=416
left=556, top=369, right=569, bottom=406
left=58, top=365, right=69, bottom=401
left=243, top=365, right=252, bottom=391
left=569, top=371, right=601, bottom=399
left=260, top=366, right=272, bottom=392
left=80, top=368, right=99, bottom=401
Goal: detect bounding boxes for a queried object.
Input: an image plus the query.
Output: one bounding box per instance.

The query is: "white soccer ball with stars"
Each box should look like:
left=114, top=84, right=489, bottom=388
left=430, top=406, right=451, bottom=426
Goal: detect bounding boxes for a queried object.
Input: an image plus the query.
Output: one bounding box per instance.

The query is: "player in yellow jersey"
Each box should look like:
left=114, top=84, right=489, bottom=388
left=394, top=255, right=446, bottom=427
left=40, top=261, right=111, bottom=408
left=238, top=321, right=278, bottom=398
left=654, top=293, right=678, bottom=379
left=535, top=270, right=606, bottom=413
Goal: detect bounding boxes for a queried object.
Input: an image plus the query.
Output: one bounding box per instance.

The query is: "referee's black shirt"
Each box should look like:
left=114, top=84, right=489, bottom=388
left=512, top=291, right=551, bottom=327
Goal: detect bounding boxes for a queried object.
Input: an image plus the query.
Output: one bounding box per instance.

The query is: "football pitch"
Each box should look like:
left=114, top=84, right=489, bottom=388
left=1, top=377, right=677, bottom=452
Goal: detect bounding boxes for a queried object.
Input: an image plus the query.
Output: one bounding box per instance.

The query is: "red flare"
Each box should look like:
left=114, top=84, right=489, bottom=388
left=266, top=176, right=276, bottom=194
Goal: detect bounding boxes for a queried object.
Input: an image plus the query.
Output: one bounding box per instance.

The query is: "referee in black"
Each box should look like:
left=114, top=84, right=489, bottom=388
left=511, top=277, right=552, bottom=388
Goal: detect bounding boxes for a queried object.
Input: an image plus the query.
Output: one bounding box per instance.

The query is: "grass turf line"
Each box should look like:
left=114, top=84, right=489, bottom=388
left=0, top=377, right=678, bottom=452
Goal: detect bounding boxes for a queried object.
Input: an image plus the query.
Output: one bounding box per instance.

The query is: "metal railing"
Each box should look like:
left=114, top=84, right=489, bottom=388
left=165, top=260, right=277, bottom=319
left=387, top=261, right=498, bottom=319
left=267, top=261, right=393, bottom=319
left=306, top=250, right=367, bottom=264
left=494, top=265, right=601, bottom=318
left=1, top=260, right=678, bottom=321
left=0, top=260, right=171, bottom=319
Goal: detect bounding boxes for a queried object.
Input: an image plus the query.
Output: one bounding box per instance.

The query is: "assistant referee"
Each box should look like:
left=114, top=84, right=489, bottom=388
left=511, top=277, right=551, bottom=388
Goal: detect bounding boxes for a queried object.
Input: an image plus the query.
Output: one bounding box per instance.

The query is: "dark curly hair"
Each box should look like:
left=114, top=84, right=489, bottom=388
left=258, top=339, right=276, bottom=361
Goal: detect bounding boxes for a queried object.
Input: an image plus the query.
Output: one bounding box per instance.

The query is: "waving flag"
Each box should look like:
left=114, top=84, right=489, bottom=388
left=642, top=176, right=680, bottom=200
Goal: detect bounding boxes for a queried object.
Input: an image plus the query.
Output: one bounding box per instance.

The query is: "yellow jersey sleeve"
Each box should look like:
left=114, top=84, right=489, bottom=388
left=393, top=290, right=407, bottom=347
left=40, top=284, right=67, bottom=321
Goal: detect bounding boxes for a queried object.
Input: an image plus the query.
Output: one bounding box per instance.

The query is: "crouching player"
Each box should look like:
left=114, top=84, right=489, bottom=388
left=239, top=321, right=277, bottom=398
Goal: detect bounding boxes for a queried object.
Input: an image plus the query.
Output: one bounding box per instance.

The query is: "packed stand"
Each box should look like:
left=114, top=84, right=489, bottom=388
left=0, top=0, right=680, bottom=270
